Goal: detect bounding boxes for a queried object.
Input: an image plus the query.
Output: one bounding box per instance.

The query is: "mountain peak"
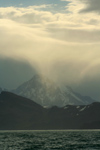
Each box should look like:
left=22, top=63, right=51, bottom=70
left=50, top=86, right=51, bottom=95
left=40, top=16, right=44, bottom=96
left=31, top=74, right=43, bottom=80
left=13, top=74, right=96, bottom=107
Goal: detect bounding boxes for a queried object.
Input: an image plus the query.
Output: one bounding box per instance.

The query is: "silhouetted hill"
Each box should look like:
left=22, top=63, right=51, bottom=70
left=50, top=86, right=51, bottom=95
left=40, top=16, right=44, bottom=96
left=0, top=91, right=100, bottom=130
left=0, top=91, right=44, bottom=130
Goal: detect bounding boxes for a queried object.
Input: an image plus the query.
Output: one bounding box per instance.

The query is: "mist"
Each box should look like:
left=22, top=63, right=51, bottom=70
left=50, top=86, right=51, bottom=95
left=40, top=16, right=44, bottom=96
left=0, top=2, right=100, bottom=100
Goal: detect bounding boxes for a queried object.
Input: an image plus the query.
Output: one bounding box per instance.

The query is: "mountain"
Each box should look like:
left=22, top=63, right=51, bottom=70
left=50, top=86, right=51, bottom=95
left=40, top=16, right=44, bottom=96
left=0, top=91, right=100, bottom=130
left=0, top=91, right=44, bottom=130
left=13, top=74, right=95, bottom=107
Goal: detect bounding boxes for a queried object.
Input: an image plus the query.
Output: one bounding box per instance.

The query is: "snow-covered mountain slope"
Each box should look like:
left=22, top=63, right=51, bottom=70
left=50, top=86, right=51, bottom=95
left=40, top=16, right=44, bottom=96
left=13, top=74, right=95, bottom=107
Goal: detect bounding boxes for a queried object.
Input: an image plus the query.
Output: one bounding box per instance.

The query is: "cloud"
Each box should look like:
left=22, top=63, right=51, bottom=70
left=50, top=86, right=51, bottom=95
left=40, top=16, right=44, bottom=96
left=63, top=0, right=100, bottom=14
left=80, top=0, right=100, bottom=13
left=0, top=5, right=100, bottom=100
left=0, top=6, right=55, bottom=24
left=0, top=57, right=36, bottom=89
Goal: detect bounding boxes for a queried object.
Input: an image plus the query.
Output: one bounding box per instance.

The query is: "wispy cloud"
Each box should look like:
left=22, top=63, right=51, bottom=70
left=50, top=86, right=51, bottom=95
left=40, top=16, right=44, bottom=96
left=0, top=2, right=100, bottom=99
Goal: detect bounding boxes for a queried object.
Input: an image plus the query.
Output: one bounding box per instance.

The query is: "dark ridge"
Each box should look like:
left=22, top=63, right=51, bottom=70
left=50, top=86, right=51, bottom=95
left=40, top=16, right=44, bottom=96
left=0, top=91, right=100, bottom=130
left=0, top=91, right=43, bottom=109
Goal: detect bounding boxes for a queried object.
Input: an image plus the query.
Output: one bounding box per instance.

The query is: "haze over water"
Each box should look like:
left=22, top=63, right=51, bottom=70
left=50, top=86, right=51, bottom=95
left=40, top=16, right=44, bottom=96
left=0, top=130, right=100, bottom=150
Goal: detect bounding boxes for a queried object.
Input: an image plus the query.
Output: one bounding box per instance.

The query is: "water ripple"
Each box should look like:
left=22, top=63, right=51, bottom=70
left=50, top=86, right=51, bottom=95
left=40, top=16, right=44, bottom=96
left=0, top=130, right=100, bottom=150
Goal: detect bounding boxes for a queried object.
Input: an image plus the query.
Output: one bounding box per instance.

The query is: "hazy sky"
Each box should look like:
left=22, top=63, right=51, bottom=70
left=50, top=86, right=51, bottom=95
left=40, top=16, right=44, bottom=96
left=0, top=0, right=100, bottom=100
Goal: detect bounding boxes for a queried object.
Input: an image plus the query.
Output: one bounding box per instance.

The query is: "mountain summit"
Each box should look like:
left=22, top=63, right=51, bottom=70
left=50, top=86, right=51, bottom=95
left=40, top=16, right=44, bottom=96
left=13, top=74, right=95, bottom=107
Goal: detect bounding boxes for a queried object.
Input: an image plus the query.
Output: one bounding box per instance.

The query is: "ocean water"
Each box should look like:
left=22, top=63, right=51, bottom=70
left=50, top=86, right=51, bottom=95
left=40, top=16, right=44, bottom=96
left=0, top=130, right=100, bottom=150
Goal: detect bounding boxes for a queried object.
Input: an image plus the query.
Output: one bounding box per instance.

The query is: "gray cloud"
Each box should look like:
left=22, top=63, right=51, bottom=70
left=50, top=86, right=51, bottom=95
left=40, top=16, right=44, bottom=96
left=72, top=63, right=100, bottom=100
left=74, top=77, right=100, bottom=101
left=0, top=57, right=37, bottom=89
left=80, top=0, right=100, bottom=13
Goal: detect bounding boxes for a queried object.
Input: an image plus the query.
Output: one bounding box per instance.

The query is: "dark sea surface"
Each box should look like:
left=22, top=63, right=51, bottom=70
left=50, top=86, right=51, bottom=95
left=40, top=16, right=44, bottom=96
left=0, top=130, right=100, bottom=150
